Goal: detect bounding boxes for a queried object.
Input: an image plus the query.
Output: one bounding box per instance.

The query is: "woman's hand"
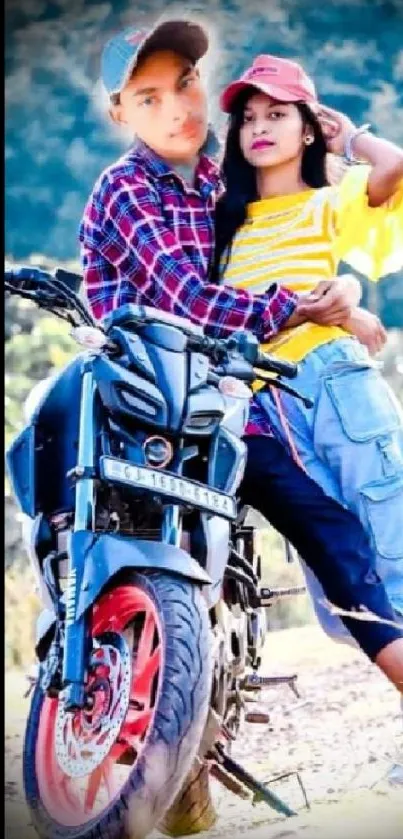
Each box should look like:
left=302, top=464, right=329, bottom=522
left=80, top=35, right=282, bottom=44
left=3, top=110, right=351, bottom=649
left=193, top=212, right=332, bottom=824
left=314, top=104, right=356, bottom=157
left=296, top=275, right=361, bottom=326
left=343, top=308, right=387, bottom=355
left=316, top=106, right=403, bottom=205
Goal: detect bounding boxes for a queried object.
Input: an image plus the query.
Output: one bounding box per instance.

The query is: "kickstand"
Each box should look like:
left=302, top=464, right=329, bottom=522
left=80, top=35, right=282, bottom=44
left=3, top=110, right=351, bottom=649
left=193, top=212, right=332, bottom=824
left=213, top=744, right=296, bottom=817
left=263, top=770, right=310, bottom=811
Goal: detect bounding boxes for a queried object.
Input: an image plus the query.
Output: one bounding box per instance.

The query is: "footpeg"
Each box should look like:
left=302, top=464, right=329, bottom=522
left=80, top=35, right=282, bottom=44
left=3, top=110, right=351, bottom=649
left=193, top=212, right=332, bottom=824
left=244, top=709, right=270, bottom=724
left=243, top=673, right=300, bottom=698
left=258, top=585, right=306, bottom=606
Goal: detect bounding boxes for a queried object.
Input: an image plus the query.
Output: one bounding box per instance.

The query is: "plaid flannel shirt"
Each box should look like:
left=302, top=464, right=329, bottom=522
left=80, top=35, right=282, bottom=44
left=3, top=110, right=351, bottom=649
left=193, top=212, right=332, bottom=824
left=79, top=137, right=298, bottom=435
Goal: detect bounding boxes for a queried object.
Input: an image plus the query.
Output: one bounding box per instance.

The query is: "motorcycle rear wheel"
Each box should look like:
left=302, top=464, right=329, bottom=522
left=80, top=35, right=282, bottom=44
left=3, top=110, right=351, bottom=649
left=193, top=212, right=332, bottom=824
left=158, top=758, right=217, bottom=836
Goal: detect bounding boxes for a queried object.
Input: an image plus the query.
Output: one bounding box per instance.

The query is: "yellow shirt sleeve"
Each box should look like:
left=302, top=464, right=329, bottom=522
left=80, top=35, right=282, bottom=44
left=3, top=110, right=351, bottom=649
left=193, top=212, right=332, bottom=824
left=333, top=164, right=403, bottom=281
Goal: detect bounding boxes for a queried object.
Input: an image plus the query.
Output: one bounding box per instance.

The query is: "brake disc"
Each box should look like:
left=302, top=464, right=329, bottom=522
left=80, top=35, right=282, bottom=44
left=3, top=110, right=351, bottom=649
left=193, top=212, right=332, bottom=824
left=55, top=632, right=131, bottom=778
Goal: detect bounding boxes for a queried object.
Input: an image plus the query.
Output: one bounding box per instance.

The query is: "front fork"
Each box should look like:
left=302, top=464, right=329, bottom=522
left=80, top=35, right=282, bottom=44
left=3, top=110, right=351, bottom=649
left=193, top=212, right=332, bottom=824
left=63, top=361, right=96, bottom=710
left=61, top=362, right=184, bottom=711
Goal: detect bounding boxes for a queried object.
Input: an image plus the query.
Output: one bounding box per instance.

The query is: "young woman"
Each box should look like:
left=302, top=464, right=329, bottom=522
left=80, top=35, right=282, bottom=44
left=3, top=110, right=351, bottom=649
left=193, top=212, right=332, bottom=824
left=214, top=55, right=403, bottom=646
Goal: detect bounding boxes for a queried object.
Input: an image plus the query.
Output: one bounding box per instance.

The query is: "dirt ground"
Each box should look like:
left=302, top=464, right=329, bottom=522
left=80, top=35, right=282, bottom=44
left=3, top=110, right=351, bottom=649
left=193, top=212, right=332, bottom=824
left=5, top=624, right=403, bottom=839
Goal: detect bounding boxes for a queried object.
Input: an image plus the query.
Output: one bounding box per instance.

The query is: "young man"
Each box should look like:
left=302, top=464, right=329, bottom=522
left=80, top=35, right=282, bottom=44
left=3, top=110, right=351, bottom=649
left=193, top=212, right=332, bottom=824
left=79, top=19, right=403, bottom=692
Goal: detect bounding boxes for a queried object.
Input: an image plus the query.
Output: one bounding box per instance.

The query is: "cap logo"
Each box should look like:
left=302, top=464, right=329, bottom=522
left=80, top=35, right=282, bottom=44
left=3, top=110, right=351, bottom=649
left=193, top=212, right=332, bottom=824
left=250, top=64, right=280, bottom=77
left=125, top=30, right=146, bottom=45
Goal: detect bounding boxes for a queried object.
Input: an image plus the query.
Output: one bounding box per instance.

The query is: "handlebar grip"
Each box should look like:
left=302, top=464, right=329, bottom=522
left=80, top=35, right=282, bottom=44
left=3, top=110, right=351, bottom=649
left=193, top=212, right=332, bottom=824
left=4, top=265, right=49, bottom=285
left=256, top=351, right=298, bottom=379
left=187, top=333, right=228, bottom=357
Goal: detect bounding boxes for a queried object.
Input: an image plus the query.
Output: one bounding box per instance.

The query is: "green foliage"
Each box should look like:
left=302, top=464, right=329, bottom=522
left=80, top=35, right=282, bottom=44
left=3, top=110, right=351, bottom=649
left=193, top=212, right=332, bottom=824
left=5, top=298, right=76, bottom=450
left=5, top=263, right=78, bottom=571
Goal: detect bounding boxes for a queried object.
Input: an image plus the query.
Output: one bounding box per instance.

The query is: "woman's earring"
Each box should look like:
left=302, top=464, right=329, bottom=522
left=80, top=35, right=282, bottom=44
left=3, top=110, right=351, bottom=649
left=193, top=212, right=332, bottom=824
left=305, top=135, right=314, bottom=145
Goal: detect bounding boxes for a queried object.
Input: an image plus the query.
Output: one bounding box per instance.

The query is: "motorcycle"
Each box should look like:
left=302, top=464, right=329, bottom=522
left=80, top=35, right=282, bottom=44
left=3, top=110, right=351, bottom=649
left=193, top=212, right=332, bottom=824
left=5, top=264, right=309, bottom=839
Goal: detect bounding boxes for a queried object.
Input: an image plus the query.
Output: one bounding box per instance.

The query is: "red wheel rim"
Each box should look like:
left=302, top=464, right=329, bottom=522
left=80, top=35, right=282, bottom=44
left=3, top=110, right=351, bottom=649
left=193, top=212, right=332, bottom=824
left=35, top=584, right=163, bottom=828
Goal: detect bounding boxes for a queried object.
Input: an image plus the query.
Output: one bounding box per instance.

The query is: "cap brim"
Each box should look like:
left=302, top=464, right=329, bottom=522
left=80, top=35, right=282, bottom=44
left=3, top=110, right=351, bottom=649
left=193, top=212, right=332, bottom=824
left=139, top=20, right=209, bottom=66
left=220, top=80, right=307, bottom=113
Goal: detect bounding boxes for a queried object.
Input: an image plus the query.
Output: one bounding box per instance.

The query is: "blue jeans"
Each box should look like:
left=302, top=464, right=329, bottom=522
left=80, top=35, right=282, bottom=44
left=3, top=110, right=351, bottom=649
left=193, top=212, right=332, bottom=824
left=241, top=436, right=403, bottom=660
left=257, top=337, right=403, bottom=637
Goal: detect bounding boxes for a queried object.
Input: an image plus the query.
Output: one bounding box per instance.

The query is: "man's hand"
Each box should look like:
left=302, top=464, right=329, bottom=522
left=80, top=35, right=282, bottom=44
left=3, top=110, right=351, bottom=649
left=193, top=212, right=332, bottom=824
left=295, top=275, right=362, bottom=326
left=343, top=308, right=387, bottom=355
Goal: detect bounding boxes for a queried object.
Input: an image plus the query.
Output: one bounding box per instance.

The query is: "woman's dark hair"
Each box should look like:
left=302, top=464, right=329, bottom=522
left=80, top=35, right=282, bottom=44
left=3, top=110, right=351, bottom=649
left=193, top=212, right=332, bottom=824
left=212, top=87, right=329, bottom=280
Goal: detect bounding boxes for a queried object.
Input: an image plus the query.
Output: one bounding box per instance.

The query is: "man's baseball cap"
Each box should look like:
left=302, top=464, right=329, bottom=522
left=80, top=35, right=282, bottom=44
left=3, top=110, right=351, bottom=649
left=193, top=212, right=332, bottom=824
left=220, top=54, right=317, bottom=113
left=101, top=19, right=209, bottom=96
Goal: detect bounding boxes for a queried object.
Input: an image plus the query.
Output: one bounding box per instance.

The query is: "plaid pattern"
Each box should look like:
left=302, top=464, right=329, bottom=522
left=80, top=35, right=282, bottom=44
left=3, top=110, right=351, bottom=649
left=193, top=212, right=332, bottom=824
left=245, top=398, right=274, bottom=436
left=79, top=138, right=298, bottom=435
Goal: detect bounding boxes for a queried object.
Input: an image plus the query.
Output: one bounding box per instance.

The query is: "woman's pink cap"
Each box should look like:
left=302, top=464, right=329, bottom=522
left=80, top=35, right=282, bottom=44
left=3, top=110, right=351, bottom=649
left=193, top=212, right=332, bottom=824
left=220, top=54, right=317, bottom=113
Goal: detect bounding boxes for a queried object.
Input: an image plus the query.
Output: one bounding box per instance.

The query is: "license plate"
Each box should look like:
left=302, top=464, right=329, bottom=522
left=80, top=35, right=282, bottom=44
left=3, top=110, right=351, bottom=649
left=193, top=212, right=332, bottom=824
left=100, top=456, right=237, bottom=520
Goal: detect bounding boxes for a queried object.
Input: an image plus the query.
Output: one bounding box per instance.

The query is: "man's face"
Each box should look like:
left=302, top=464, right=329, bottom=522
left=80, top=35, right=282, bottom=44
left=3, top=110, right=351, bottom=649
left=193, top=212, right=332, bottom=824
left=111, top=50, right=208, bottom=164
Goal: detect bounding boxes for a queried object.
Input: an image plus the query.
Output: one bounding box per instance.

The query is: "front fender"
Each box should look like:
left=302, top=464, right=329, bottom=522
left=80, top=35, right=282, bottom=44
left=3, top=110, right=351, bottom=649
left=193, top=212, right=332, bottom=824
left=73, top=531, right=211, bottom=620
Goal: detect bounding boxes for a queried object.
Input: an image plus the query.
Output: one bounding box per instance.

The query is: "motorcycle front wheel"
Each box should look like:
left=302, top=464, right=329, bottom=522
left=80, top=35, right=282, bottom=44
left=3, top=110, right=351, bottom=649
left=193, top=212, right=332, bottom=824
left=23, top=571, right=211, bottom=839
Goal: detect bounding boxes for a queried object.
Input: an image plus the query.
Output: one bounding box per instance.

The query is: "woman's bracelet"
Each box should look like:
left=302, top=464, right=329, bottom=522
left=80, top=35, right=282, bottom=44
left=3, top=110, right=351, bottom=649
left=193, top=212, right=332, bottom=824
left=344, top=123, right=371, bottom=164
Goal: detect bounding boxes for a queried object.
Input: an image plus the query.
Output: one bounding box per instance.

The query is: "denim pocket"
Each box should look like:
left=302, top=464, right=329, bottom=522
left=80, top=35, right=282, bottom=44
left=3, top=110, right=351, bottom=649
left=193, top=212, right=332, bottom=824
left=359, top=475, right=403, bottom=560
left=324, top=366, right=401, bottom=443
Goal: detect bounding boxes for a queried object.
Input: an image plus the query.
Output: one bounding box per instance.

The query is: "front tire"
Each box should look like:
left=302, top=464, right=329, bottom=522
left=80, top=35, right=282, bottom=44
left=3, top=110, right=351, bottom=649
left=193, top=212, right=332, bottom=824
left=23, top=572, right=212, bottom=839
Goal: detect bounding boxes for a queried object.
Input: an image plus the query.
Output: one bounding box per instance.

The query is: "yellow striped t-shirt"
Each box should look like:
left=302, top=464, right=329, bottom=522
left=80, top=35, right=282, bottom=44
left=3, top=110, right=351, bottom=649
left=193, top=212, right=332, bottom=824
left=222, top=165, right=403, bottom=365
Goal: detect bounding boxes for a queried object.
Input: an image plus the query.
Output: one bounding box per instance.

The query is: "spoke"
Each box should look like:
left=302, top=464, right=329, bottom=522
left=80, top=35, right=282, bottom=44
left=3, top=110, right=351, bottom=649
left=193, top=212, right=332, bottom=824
left=83, top=757, right=115, bottom=813
left=59, top=775, right=82, bottom=812
left=122, top=709, right=153, bottom=742
left=84, top=765, right=103, bottom=813
left=134, top=611, right=157, bottom=677
left=133, top=647, right=161, bottom=701
left=100, top=757, right=116, bottom=800
left=110, top=739, right=133, bottom=762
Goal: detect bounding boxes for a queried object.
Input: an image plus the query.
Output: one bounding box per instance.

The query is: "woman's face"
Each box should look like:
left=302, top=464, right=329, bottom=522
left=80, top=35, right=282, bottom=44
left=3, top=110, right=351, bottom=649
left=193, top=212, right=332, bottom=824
left=239, top=92, right=309, bottom=169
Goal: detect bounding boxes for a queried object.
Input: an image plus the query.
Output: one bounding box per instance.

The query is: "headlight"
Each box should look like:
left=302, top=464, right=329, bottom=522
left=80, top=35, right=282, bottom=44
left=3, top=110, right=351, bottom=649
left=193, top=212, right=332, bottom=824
left=186, top=413, right=217, bottom=428
left=143, top=436, right=173, bottom=469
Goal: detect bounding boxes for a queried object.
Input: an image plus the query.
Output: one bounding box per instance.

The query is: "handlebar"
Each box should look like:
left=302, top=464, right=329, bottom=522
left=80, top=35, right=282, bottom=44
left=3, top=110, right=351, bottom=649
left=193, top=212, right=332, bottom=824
left=5, top=265, right=82, bottom=294
left=186, top=333, right=229, bottom=359
left=5, top=265, right=299, bottom=382
left=187, top=332, right=298, bottom=380
left=5, top=263, right=94, bottom=327
left=5, top=264, right=47, bottom=289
